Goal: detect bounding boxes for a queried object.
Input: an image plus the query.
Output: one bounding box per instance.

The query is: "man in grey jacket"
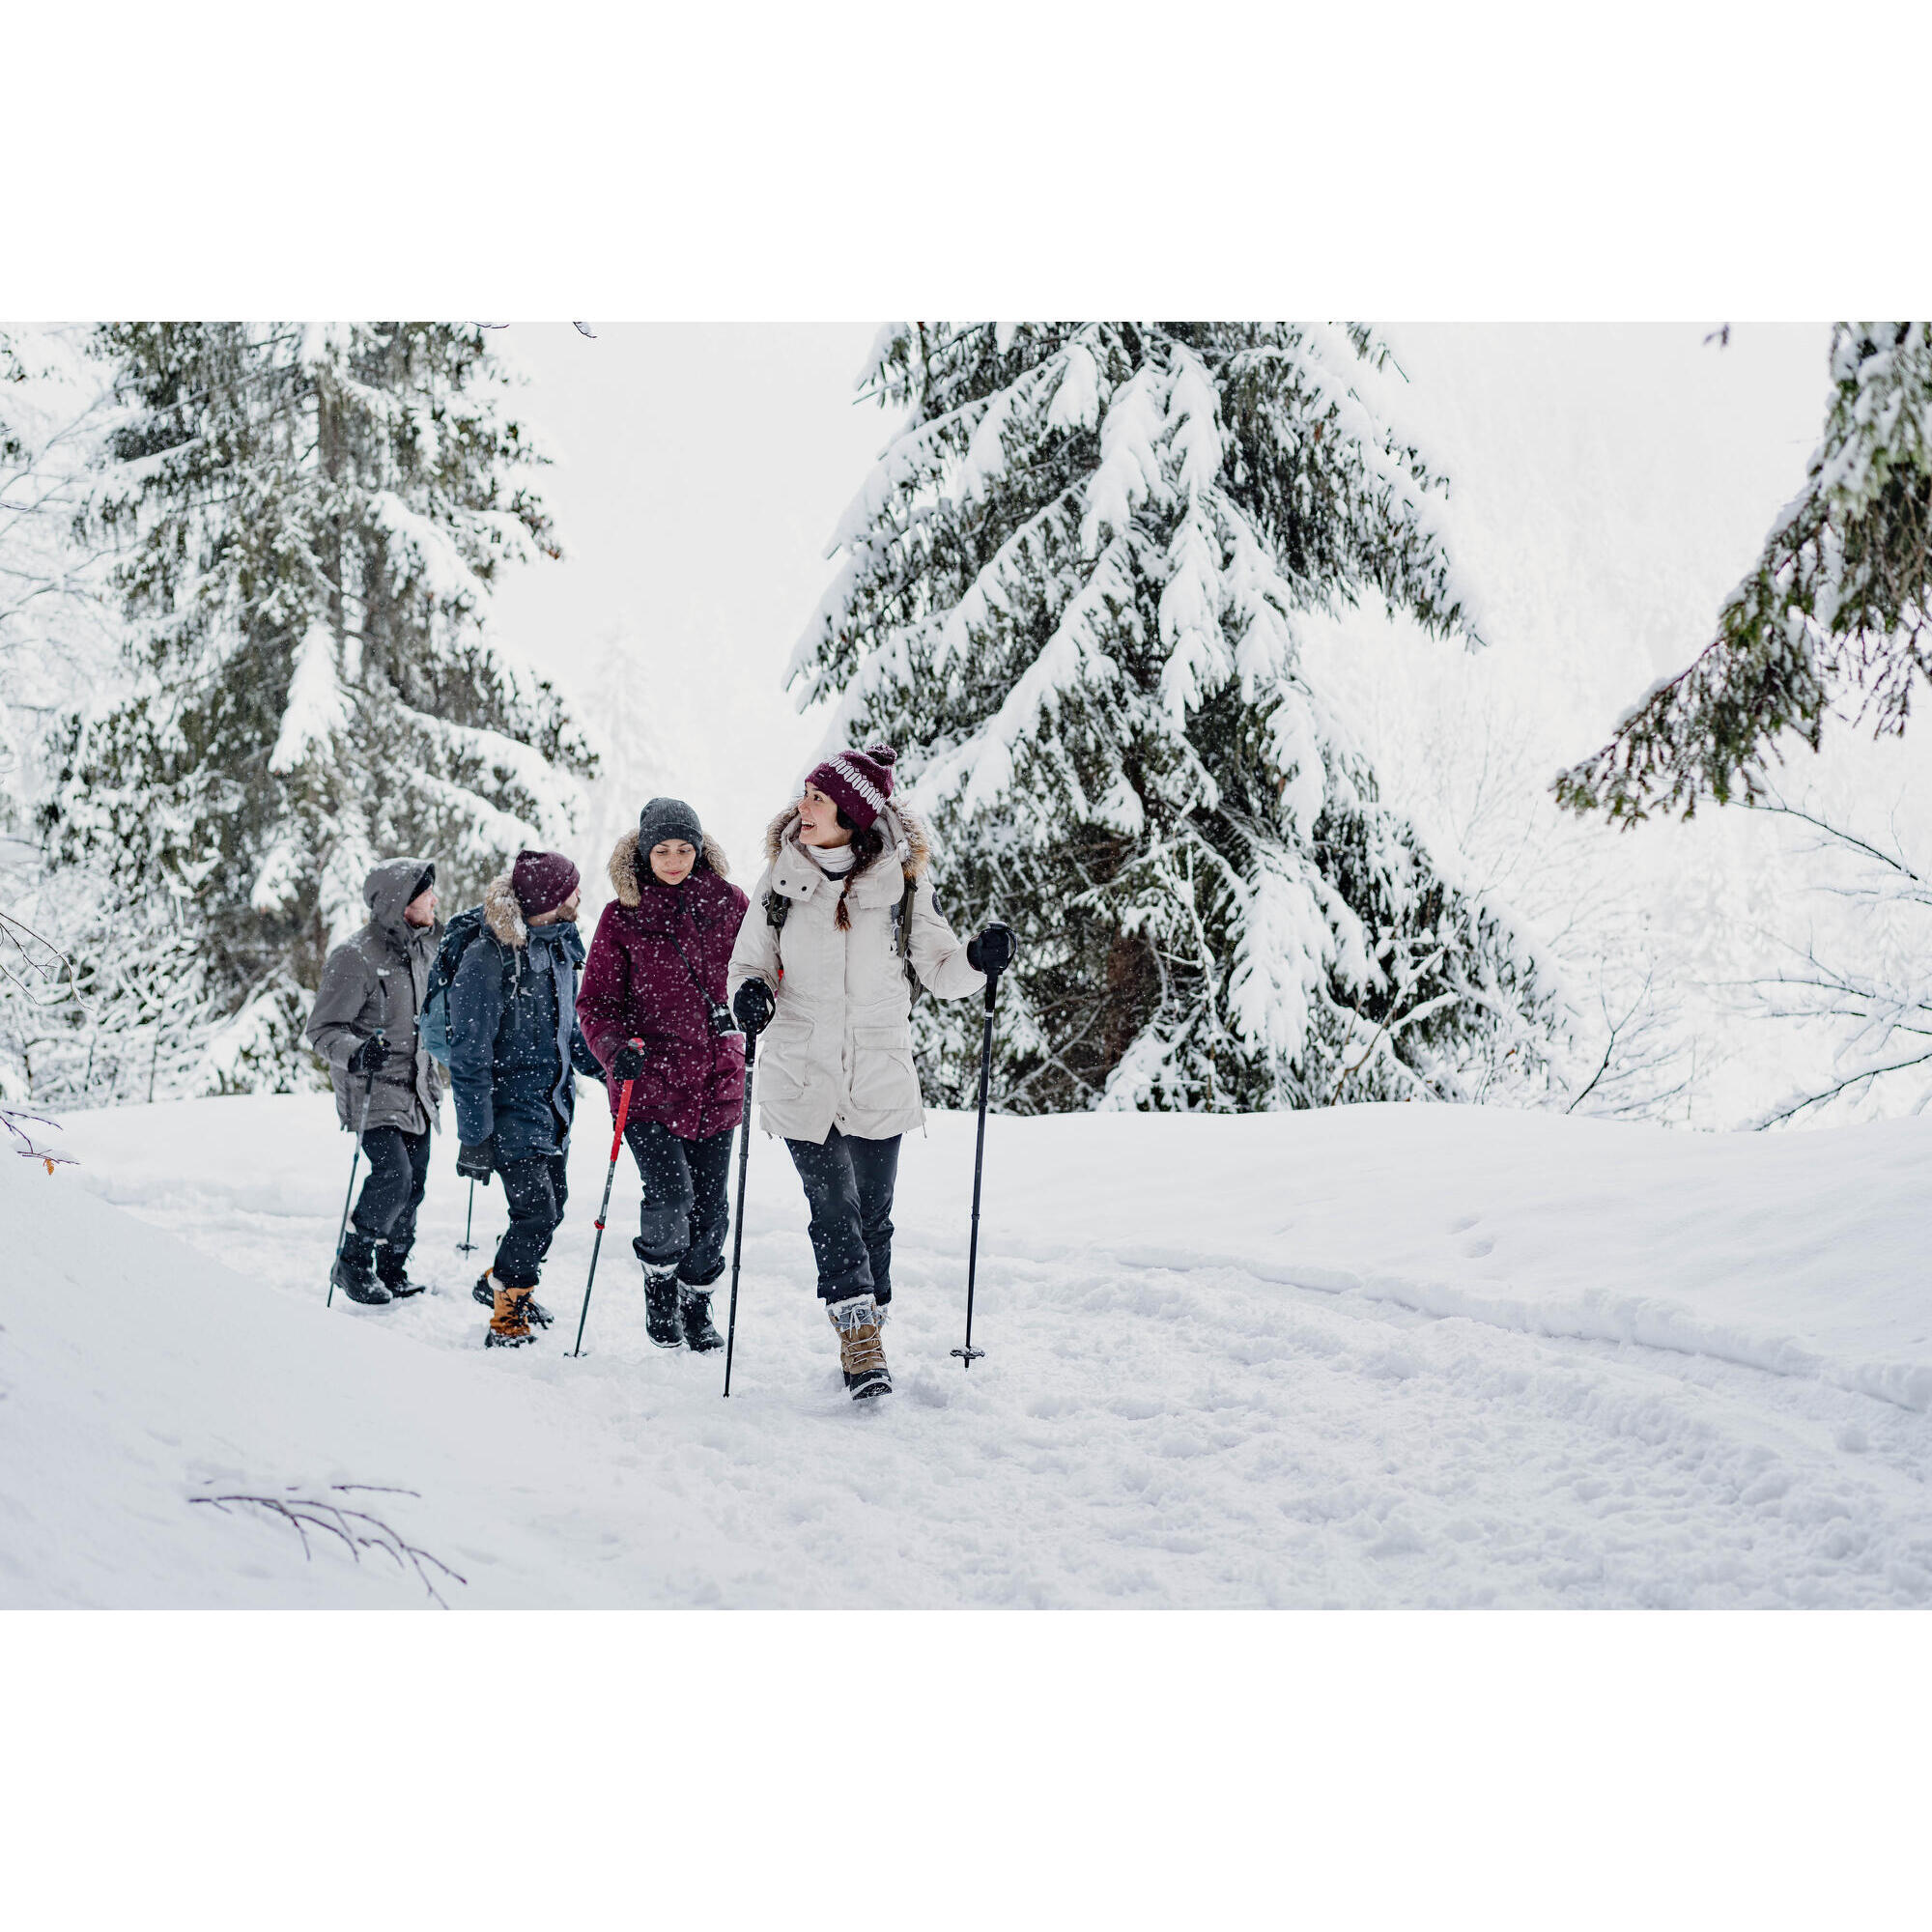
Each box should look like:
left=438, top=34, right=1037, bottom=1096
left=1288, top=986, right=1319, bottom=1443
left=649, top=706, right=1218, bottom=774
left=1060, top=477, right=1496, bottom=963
left=306, top=857, right=445, bottom=1305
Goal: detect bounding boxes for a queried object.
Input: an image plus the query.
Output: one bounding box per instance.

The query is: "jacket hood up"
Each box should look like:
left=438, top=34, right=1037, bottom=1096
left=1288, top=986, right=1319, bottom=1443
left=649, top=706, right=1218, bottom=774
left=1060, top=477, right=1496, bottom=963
left=607, top=829, right=732, bottom=908
left=364, top=856, right=435, bottom=934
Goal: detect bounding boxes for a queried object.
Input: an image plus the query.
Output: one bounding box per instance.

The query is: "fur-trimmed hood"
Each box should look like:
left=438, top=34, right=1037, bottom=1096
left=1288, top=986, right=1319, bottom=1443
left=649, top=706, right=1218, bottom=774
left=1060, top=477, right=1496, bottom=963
left=484, top=871, right=591, bottom=954
left=484, top=872, right=528, bottom=948
left=607, top=829, right=732, bottom=908
left=764, top=800, right=929, bottom=880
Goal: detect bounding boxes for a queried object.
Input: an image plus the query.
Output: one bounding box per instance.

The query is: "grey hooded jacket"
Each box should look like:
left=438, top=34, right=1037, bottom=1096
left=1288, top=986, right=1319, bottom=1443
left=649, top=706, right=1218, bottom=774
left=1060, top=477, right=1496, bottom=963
left=305, top=857, right=446, bottom=1135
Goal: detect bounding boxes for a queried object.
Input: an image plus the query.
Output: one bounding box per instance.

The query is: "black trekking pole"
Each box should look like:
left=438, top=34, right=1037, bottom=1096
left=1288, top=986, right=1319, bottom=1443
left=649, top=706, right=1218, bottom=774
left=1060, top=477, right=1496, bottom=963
left=952, top=972, right=1001, bottom=1369
left=455, top=1179, right=477, bottom=1257
left=571, top=1041, right=641, bottom=1358
left=327, top=1031, right=384, bottom=1309
left=722, top=1031, right=757, bottom=1399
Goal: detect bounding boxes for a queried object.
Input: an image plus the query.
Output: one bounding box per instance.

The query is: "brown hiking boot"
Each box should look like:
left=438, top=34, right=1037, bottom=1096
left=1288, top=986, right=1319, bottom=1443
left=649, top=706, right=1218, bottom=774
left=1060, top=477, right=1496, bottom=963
left=828, top=1294, right=892, bottom=1401
left=485, top=1274, right=534, bottom=1350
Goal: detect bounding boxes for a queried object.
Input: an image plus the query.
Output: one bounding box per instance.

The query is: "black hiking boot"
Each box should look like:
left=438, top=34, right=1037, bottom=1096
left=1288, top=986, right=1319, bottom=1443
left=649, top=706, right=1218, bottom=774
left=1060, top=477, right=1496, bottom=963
left=829, top=1294, right=891, bottom=1401
left=643, top=1264, right=685, bottom=1349
left=680, top=1287, right=724, bottom=1353
left=332, top=1242, right=391, bottom=1307
left=377, top=1262, right=429, bottom=1299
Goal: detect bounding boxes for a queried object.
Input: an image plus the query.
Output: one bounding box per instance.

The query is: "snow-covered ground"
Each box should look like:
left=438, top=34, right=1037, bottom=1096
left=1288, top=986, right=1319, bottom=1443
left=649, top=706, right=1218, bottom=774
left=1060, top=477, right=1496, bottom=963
left=7, top=1094, right=1932, bottom=1609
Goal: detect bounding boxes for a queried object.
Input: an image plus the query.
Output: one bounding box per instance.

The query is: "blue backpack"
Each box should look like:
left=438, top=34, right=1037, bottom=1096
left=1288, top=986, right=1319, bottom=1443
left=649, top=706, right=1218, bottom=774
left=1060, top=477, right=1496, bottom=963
left=417, top=906, right=493, bottom=1065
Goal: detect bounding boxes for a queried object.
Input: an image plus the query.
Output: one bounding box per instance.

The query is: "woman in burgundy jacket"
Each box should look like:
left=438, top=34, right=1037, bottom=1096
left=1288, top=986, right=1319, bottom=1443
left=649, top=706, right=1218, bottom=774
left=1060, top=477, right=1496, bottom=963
left=576, top=797, right=749, bottom=1350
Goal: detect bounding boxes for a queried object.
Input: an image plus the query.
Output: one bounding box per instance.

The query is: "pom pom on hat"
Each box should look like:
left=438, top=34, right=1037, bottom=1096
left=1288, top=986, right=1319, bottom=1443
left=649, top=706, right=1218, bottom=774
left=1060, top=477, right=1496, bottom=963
left=806, top=743, right=897, bottom=830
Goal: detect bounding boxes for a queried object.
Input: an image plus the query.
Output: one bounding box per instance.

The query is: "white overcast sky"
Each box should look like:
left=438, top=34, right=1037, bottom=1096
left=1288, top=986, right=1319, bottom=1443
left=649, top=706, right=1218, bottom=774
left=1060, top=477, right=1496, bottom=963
left=485, top=322, right=885, bottom=873
left=483, top=321, right=1840, bottom=888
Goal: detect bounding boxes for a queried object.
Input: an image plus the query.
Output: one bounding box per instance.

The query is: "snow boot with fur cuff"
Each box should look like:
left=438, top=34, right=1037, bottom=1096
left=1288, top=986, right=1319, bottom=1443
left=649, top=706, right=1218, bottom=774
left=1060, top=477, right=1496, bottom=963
left=829, top=1293, right=892, bottom=1401
left=484, top=1274, right=535, bottom=1349
left=472, top=1273, right=552, bottom=1326
left=643, top=1264, right=685, bottom=1349
left=680, top=1287, right=724, bottom=1353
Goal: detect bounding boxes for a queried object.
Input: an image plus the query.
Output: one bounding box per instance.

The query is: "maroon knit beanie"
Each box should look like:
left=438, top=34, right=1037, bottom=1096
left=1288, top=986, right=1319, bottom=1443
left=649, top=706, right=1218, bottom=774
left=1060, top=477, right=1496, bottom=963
left=511, top=849, right=581, bottom=920
left=805, top=744, right=896, bottom=830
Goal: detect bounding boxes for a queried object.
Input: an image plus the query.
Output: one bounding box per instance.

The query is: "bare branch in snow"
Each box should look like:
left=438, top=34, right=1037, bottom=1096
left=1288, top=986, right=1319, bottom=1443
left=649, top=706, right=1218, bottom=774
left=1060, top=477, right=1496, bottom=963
left=190, top=1490, right=468, bottom=1608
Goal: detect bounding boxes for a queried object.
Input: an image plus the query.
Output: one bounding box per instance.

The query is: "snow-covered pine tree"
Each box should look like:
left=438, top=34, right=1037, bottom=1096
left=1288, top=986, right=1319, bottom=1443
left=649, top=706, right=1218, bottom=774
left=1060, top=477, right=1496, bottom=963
left=1558, top=322, right=1932, bottom=823
left=38, top=323, right=593, bottom=1090
left=792, top=323, right=1558, bottom=1113
left=1, top=325, right=116, bottom=851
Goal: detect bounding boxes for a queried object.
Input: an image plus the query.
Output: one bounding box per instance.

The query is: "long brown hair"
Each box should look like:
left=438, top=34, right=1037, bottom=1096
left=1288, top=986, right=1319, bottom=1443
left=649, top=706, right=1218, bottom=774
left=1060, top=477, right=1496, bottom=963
left=833, top=809, right=886, bottom=930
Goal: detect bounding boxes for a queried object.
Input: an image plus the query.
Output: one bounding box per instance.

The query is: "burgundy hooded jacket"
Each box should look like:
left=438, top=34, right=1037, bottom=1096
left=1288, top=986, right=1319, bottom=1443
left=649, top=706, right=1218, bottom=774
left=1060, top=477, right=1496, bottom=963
left=576, top=829, right=750, bottom=1141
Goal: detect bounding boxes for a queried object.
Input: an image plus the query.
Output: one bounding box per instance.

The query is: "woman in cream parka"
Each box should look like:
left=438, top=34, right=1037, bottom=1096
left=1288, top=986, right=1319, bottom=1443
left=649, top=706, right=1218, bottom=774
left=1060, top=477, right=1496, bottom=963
left=726, top=743, right=1014, bottom=1400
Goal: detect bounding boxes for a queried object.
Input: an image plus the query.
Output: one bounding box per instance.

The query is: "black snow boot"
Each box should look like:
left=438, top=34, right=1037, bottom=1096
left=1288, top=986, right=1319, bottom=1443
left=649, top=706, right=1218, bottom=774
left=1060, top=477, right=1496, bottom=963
left=643, top=1263, right=685, bottom=1350
left=332, top=1237, right=391, bottom=1307
left=680, top=1287, right=724, bottom=1353
left=473, top=1273, right=552, bottom=1326
left=829, top=1294, right=891, bottom=1401
left=376, top=1252, right=429, bottom=1299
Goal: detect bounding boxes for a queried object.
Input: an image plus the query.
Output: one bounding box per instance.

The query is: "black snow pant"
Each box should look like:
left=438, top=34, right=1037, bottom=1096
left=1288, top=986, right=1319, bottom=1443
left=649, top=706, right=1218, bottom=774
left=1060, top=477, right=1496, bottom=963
left=493, top=1151, right=570, bottom=1291
left=346, top=1124, right=432, bottom=1277
left=784, top=1129, right=901, bottom=1306
left=625, top=1118, right=735, bottom=1286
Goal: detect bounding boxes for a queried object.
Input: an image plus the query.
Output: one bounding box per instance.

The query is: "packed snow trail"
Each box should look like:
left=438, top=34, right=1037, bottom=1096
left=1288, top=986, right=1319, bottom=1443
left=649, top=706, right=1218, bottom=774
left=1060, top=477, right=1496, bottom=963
left=8, top=1098, right=1932, bottom=1608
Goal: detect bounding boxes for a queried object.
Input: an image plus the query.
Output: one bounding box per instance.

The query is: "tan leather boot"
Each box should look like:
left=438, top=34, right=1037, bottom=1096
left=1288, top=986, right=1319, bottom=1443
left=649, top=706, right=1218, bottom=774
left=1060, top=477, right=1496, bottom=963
left=828, top=1294, right=891, bottom=1401
left=485, top=1273, right=534, bottom=1349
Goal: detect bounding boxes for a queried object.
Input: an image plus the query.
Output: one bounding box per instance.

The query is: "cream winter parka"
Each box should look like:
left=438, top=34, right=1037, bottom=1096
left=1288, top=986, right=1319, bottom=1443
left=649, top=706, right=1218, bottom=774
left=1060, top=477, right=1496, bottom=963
left=726, top=803, right=983, bottom=1144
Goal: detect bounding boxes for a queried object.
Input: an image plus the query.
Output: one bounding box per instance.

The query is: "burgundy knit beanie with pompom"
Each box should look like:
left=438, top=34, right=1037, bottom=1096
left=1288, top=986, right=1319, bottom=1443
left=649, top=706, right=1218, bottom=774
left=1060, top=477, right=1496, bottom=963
left=805, top=744, right=896, bottom=830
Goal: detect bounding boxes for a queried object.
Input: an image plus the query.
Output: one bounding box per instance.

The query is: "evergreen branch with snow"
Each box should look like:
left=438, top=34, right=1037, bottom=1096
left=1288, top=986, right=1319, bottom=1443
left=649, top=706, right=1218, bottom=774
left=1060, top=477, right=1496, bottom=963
left=1557, top=324, right=1932, bottom=825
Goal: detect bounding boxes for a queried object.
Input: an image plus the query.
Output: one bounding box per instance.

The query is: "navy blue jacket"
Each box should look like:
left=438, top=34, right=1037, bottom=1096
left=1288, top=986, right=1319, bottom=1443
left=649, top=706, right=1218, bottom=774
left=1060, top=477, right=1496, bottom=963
left=447, top=878, right=604, bottom=1165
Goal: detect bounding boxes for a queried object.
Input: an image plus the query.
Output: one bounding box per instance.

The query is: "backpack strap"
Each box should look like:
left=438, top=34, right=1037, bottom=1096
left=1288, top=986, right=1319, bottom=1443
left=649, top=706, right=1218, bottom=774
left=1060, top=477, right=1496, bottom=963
left=892, top=873, right=921, bottom=1003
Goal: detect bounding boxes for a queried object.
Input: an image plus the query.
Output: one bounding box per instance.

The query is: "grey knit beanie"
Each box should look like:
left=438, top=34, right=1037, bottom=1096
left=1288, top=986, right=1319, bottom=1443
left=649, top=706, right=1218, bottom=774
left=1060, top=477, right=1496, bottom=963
left=638, top=797, right=703, bottom=856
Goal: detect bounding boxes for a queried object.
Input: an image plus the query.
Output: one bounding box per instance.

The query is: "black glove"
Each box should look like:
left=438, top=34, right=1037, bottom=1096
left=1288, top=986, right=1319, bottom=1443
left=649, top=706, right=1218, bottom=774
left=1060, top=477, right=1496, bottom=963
left=456, top=1140, right=496, bottom=1183
left=732, top=980, right=775, bottom=1037
left=611, top=1040, right=650, bottom=1084
left=348, top=1037, right=390, bottom=1075
left=967, top=923, right=1016, bottom=976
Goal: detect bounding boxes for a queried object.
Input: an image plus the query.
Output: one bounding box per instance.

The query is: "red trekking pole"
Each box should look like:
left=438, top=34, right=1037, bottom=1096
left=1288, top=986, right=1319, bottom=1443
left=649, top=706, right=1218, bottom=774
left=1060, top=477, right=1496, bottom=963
left=571, top=1039, right=640, bottom=1358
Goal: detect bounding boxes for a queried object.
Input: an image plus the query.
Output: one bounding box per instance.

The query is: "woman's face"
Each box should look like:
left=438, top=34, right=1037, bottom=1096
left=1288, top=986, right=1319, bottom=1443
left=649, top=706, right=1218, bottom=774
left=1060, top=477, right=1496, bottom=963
left=650, top=839, right=696, bottom=886
left=797, top=784, right=851, bottom=849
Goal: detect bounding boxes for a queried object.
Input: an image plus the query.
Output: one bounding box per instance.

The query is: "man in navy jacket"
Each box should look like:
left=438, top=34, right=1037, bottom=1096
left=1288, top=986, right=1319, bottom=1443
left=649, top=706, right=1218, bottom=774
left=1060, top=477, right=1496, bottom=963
left=447, top=849, right=605, bottom=1348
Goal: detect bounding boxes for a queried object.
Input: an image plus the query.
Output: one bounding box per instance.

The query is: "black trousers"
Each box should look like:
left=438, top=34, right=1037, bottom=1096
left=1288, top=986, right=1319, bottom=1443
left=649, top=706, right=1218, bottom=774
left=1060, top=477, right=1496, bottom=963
left=784, top=1129, right=901, bottom=1305
left=625, top=1118, right=735, bottom=1287
left=494, top=1151, right=570, bottom=1291
left=348, top=1125, right=432, bottom=1274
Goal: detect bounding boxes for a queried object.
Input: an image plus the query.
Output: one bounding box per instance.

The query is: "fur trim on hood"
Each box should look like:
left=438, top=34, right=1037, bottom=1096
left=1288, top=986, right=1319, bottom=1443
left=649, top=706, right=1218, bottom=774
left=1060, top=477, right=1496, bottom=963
left=764, top=801, right=930, bottom=879
left=484, top=871, right=527, bottom=948
left=608, top=829, right=732, bottom=908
